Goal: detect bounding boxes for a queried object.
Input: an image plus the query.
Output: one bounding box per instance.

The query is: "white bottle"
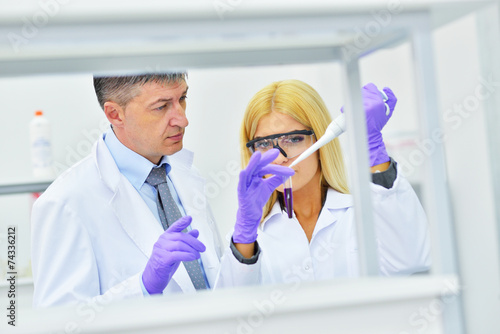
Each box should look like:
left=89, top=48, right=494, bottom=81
left=30, top=110, right=55, bottom=179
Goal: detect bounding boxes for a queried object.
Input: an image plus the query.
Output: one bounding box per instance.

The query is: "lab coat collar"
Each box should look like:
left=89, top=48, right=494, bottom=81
left=261, top=188, right=353, bottom=230
left=103, top=128, right=154, bottom=191
left=324, top=188, right=353, bottom=209
left=95, top=133, right=194, bottom=194
left=261, top=200, right=288, bottom=228
left=314, top=188, right=353, bottom=236
left=94, top=134, right=121, bottom=192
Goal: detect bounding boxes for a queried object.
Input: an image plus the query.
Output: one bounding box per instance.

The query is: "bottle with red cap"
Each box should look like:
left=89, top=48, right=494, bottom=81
left=29, top=110, right=54, bottom=179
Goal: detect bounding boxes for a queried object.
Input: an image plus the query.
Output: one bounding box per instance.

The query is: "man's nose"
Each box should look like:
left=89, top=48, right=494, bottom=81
left=169, top=103, right=189, bottom=128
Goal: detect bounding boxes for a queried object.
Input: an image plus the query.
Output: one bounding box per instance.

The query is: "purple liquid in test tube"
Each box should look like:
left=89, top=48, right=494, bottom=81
left=284, top=176, right=293, bottom=218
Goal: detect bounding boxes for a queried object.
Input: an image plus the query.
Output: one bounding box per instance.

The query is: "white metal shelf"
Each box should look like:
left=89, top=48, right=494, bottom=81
left=16, top=275, right=458, bottom=334
left=0, top=1, right=492, bottom=76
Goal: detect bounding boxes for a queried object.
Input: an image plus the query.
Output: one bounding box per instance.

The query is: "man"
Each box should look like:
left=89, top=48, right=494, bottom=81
left=31, top=73, right=238, bottom=307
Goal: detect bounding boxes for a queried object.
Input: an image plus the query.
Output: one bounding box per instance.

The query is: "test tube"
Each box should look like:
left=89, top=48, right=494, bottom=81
left=283, top=176, right=293, bottom=218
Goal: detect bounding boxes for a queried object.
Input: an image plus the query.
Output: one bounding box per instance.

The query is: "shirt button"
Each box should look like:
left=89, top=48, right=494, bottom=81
left=305, top=265, right=310, bottom=270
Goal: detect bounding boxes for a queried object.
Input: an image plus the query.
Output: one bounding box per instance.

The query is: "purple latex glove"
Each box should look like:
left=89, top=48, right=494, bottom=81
left=342, top=83, right=397, bottom=166
left=233, top=149, right=295, bottom=244
left=142, top=216, right=206, bottom=294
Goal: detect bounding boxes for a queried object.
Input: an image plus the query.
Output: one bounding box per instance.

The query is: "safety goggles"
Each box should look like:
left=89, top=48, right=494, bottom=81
left=246, top=130, right=315, bottom=159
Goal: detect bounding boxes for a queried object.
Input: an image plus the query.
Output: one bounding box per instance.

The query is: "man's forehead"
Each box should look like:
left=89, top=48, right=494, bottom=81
left=135, top=80, right=188, bottom=100
left=142, top=79, right=187, bottom=92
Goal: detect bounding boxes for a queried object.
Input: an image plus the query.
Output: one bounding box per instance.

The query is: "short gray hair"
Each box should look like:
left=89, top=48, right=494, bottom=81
left=93, top=73, right=187, bottom=109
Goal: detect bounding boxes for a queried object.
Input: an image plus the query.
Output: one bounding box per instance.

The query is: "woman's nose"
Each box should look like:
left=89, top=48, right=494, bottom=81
left=272, top=150, right=289, bottom=165
left=272, top=141, right=288, bottom=158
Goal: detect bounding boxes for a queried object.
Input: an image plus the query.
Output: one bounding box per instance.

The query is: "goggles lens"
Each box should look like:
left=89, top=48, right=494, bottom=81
left=246, top=130, right=315, bottom=159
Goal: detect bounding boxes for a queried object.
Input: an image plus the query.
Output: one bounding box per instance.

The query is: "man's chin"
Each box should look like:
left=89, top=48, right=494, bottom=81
left=163, top=142, right=183, bottom=156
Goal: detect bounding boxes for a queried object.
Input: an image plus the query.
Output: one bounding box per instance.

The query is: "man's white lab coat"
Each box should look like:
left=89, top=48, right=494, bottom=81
left=31, top=136, right=225, bottom=308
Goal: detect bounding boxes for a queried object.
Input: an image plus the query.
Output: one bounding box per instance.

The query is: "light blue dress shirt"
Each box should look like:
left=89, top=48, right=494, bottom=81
left=103, top=127, right=210, bottom=294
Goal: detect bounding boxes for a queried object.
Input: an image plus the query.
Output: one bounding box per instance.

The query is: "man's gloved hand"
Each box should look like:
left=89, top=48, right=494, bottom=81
left=342, top=83, right=397, bottom=166
left=233, top=149, right=295, bottom=244
left=142, top=216, right=206, bottom=294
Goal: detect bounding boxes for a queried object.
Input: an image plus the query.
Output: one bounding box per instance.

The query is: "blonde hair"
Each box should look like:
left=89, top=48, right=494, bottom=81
left=240, top=79, right=349, bottom=220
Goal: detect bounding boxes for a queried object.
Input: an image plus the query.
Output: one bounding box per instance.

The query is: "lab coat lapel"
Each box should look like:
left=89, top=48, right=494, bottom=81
left=111, top=178, right=164, bottom=258
left=95, top=137, right=163, bottom=259
left=315, top=189, right=353, bottom=234
left=168, top=149, right=220, bottom=288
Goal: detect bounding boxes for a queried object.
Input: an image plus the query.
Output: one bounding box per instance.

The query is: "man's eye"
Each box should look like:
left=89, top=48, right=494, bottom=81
left=155, top=101, right=172, bottom=111
left=180, top=95, right=188, bottom=102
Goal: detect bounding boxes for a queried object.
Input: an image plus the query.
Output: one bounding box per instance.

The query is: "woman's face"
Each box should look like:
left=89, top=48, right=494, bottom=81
left=253, top=111, right=320, bottom=193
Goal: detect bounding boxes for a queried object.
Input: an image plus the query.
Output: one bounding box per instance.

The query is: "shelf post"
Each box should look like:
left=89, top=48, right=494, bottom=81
left=411, top=14, right=464, bottom=334
left=340, top=53, right=379, bottom=277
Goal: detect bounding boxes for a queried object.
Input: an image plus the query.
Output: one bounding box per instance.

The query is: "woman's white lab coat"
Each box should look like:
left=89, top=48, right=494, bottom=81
left=31, top=136, right=224, bottom=308
left=215, top=165, right=431, bottom=287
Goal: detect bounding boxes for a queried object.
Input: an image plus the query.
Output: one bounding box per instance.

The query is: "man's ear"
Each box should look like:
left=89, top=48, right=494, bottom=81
left=104, top=101, right=125, bottom=128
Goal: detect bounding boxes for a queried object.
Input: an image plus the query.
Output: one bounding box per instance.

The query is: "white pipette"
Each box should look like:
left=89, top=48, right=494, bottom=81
left=289, top=114, right=346, bottom=168
left=282, top=114, right=346, bottom=219
left=289, top=89, right=389, bottom=168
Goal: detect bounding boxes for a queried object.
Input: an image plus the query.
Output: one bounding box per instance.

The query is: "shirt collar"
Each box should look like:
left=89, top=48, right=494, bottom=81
left=103, top=127, right=171, bottom=191
left=261, top=188, right=353, bottom=230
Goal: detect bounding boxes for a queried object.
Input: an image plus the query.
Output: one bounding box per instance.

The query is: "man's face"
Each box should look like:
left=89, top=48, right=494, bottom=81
left=114, top=80, right=189, bottom=164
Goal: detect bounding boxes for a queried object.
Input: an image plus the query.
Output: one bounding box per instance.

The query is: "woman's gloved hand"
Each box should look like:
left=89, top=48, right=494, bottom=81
left=233, top=149, right=295, bottom=244
left=363, top=83, right=397, bottom=166
left=142, top=216, right=206, bottom=294
left=341, top=83, right=397, bottom=167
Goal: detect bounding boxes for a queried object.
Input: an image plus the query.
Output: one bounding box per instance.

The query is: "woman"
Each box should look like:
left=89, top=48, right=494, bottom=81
left=216, top=80, right=430, bottom=287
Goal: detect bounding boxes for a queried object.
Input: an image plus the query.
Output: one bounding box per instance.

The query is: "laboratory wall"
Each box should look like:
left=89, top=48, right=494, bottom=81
left=0, top=8, right=499, bottom=333
left=432, top=10, right=500, bottom=333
